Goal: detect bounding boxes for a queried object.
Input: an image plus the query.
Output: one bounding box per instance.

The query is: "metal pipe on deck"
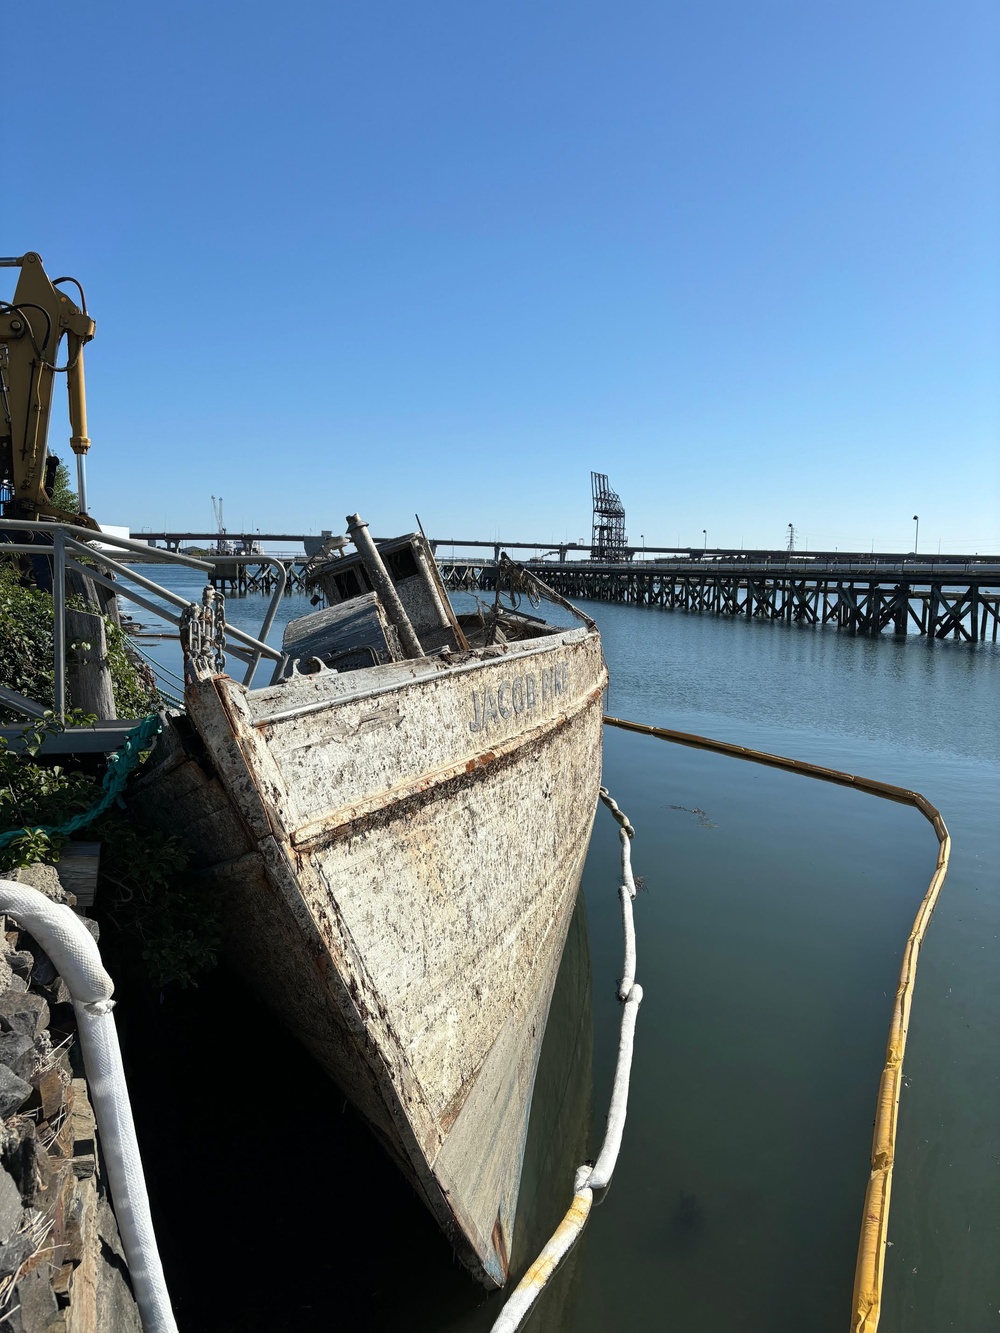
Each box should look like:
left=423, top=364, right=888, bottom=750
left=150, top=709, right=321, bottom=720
left=346, top=513, right=425, bottom=658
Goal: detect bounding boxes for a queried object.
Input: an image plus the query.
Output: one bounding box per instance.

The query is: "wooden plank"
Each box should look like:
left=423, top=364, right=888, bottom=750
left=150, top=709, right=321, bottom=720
left=55, top=842, right=101, bottom=907
left=66, top=609, right=116, bottom=720
left=282, top=592, right=398, bottom=667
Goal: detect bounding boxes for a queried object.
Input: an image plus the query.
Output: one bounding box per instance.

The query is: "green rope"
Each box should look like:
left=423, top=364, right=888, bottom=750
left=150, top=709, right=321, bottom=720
left=0, top=713, right=164, bottom=850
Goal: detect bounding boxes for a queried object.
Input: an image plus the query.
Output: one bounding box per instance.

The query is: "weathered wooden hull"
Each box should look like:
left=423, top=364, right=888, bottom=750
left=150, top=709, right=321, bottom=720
left=138, top=626, right=607, bottom=1286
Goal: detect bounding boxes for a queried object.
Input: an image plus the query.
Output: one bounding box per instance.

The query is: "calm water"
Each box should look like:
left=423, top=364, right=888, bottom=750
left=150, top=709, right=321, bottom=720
left=118, top=570, right=999, bottom=1332
left=579, top=606, right=999, bottom=1333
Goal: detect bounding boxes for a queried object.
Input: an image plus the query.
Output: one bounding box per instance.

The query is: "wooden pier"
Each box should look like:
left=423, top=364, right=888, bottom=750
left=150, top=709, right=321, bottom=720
left=439, top=555, right=1000, bottom=642
left=123, top=541, right=308, bottom=595
left=208, top=558, right=308, bottom=595
left=132, top=531, right=999, bottom=641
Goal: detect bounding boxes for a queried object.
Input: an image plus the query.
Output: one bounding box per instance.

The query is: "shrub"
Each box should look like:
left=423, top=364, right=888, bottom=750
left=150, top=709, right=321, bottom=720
left=0, top=565, right=58, bottom=714
left=0, top=562, right=160, bottom=721
left=0, top=575, right=219, bottom=988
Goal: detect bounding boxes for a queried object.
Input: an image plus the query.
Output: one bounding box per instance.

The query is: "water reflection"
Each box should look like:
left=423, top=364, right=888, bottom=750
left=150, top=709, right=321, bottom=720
left=436, top=894, right=594, bottom=1333
left=112, top=891, right=593, bottom=1332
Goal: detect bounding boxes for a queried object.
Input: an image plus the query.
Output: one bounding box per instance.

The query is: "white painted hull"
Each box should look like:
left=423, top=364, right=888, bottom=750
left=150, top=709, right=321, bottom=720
left=140, top=626, right=607, bottom=1285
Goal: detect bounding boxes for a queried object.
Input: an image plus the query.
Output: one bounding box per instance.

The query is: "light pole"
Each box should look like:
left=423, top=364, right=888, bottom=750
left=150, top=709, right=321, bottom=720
left=913, top=515, right=919, bottom=554
left=640, top=533, right=645, bottom=556
left=702, top=528, right=707, bottom=553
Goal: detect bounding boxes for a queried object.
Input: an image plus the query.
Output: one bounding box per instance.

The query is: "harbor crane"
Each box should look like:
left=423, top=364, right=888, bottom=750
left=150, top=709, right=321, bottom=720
left=211, top=495, right=230, bottom=555
left=590, top=472, right=628, bottom=561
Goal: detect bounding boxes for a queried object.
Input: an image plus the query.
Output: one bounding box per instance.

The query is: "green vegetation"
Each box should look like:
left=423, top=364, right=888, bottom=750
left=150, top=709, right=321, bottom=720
left=0, top=715, right=98, bottom=870
left=0, top=567, right=59, bottom=713
left=104, top=618, right=161, bottom=718
left=0, top=720, right=220, bottom=985
left=0, top=564, right=220, bottom=988
left=89, top=813, right=221, bottom=988
left=49, top=461, right=79, bottom=515
left=0, top=562, right=160, bottom=721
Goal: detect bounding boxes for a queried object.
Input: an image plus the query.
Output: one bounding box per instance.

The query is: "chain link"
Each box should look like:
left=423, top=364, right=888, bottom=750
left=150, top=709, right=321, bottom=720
left=179, top=585, right=226, bottom=680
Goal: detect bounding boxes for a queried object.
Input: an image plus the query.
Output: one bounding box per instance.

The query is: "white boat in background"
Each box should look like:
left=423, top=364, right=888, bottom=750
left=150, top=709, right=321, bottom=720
left=137, top=515, right=607, bottom=1286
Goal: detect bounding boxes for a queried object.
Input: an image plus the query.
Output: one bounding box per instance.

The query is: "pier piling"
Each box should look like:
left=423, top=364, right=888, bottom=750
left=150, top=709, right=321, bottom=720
left=438, top=555, right=1000, bottom=642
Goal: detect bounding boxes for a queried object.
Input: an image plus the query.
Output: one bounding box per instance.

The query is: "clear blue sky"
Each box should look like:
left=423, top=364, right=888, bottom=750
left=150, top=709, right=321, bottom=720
left=7, top=1, right=998, bottom=552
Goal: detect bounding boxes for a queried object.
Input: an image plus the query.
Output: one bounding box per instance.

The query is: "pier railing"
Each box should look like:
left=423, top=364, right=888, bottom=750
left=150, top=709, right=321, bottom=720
left=0, top=518, right=287, bottom=724
left=439, top=556, right=1000, bottom=642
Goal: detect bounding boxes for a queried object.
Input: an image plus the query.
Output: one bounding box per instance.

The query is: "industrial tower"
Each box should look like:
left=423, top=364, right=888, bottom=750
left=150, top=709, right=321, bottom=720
left=590, top=472, right=627, bottom=561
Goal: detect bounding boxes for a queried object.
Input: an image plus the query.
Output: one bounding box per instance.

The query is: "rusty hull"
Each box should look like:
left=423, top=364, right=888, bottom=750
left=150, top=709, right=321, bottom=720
left=138, top=626, right=607, bottom=1286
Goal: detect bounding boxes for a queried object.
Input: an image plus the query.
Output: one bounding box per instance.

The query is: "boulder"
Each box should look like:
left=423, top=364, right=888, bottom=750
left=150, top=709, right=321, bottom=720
left=0, top=1066, right=33, bottom=1119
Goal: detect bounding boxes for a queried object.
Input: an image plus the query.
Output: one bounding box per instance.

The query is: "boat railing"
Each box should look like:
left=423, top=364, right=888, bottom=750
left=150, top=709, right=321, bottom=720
left=494, top=553, right=598, bottom=629
left=0, top=517, right=287, bottom=721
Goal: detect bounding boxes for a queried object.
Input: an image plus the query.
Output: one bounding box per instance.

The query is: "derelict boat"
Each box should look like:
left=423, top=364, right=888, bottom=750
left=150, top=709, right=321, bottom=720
left=136, top=516, right=607, bottom=1286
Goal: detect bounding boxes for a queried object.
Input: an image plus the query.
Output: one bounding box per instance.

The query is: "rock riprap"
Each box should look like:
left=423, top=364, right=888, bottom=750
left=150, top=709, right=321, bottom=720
left=0, top=864, right=141, bottom=1333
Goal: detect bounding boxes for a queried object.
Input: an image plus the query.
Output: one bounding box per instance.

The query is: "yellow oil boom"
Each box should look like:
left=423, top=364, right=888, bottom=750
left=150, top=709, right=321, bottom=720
left=0, top=252, right=98, bottom=527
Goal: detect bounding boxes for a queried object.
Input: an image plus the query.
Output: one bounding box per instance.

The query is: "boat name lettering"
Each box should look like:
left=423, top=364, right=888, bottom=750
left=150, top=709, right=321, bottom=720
left=469, top=663, right=569, bottom=732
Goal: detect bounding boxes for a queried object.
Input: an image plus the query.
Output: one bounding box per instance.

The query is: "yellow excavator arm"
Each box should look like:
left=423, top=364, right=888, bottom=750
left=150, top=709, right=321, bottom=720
left=0, top=251, right=98, bottom=527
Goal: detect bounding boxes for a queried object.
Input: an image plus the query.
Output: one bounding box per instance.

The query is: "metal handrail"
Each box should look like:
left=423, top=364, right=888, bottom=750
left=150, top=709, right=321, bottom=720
left=0, top=518, right=288, bottom=718
left=0, top=516, right=216, bottom=570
